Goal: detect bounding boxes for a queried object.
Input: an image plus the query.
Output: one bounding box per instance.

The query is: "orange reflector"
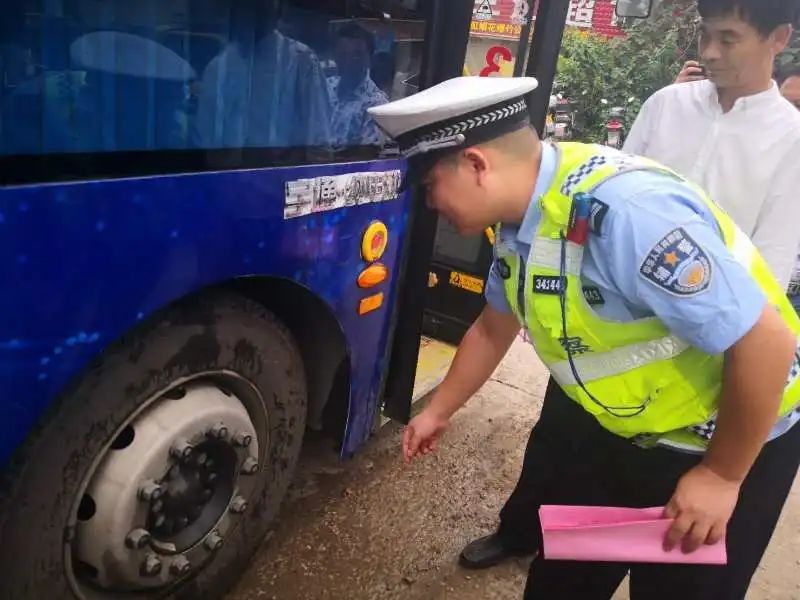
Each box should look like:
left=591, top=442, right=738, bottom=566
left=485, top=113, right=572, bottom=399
left=358, top=292, right=384, bottom=315
left=357, top=263, right=389, bottom=288
left=362, top=221, right=389, bottom=262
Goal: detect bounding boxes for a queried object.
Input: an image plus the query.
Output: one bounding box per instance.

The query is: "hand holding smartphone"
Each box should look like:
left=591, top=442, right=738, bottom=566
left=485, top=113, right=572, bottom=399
left=676, top=61, right=707, bottom=84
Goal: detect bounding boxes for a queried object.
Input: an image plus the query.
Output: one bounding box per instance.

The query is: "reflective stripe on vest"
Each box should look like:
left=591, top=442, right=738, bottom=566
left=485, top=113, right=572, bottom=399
left=549, top=335, right=690, bottom=385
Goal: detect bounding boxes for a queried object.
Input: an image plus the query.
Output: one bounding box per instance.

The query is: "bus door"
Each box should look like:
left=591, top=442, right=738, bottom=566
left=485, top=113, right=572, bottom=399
left=422, top=0, right=538, bottom=344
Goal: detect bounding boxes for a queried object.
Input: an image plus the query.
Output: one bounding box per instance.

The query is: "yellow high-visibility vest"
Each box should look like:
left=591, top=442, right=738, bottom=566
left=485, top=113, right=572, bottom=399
left=497, top=142, right=800, bottom=451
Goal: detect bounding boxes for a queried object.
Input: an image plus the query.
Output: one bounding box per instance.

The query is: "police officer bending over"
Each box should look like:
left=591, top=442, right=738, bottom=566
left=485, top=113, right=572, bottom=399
left=368, top=77, right=800, bottom=599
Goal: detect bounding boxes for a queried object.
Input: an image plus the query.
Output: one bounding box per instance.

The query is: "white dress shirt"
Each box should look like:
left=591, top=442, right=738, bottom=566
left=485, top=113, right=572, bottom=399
left=624, top=80, right=800, bottom=289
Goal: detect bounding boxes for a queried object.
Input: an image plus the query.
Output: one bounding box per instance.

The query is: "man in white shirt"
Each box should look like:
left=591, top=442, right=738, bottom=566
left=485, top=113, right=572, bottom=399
left=623, top=0, right=800, bottom=289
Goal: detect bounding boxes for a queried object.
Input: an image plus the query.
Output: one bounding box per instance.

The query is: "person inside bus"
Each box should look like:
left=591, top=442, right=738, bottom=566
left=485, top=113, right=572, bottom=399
left=194, top=0, right=332, bottom=150
left=369, top=74, right=800, bottom=600
left=327, top=21, right=389, bottom=147
left=625, top=0, right=800, bottom=290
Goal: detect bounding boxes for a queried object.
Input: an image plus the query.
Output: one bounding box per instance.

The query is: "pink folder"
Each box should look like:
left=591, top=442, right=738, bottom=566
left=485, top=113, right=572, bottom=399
left=539, top=505, right=727, bottom=565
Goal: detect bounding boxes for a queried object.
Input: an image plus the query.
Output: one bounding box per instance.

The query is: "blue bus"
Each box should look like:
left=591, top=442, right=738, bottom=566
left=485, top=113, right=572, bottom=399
left=0, top=1, right=473, bottom=597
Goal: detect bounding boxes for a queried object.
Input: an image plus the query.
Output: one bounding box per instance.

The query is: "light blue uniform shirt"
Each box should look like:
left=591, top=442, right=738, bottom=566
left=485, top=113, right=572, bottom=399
left=485, top=142, right=799, bottom=441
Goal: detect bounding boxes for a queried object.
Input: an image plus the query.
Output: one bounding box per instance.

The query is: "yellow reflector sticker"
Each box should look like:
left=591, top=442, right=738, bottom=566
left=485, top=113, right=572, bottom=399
left=449, top=271, right=484, bottom=294
left=357, top=263, right=389, bottom=288
left=358, top=292, right=384, bottom=315
left=362, top=221, right=389, bottom=263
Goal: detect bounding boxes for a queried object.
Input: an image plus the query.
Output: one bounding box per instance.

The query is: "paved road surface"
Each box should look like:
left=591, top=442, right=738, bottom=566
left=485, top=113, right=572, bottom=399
left=229, top=338, right=800, bottom=600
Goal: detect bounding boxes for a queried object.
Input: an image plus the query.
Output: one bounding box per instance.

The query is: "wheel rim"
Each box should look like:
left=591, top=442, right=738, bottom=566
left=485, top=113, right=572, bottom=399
left=64, top=371, right=269, bottom=597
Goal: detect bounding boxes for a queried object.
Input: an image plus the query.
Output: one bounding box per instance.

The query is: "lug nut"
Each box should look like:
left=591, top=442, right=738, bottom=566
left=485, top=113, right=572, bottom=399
left=196, top=452, right=207, bottom=466
left=206, top=472, right=219, bottom=484
left=241, top=457, right=259, bottom=475
left=201, top=488, right=213, bottom=501
left=170, top=555, right=192, bottom=577
left=205, top=530, right=224, bottom=552
left=170, top=440, right=194, bottom=461
left=154, top=514, right=166, bottom=529
left=229, top=495, right=248, bottom=514
left=232, top=431, right=252, bottom=447
left=140, top=553, right=162, bottom=577
left=138, top=480, right=164, bottom=502
left=176, top=516, right=189, bottom=530
left=151, top=499, right=164, bottom=513
left=125, top=528, right=151, bottom=550
left=207, top=424, right=229, bottom=440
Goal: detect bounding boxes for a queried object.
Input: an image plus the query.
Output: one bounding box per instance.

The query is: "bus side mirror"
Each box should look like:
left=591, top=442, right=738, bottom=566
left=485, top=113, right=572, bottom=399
left=616, top=0, right=653, bottom=18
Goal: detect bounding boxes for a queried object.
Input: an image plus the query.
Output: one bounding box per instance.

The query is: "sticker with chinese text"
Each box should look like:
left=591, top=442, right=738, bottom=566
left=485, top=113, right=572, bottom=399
left=449, top=271, right=485, bottom=294
left=284, top=170, right=401, bottom=220
left=639, top=228, right=712, bottom=296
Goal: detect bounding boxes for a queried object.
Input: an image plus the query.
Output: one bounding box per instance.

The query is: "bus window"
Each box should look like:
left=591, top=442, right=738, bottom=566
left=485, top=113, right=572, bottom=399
left=0, top=0, right=425, bottom=176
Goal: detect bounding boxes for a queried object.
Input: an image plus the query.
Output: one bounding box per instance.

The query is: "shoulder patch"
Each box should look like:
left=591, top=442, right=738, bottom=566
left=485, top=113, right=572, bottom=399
left=639, top=227, right=712, bottom=296
left=588, top=199, right=609, bottom=235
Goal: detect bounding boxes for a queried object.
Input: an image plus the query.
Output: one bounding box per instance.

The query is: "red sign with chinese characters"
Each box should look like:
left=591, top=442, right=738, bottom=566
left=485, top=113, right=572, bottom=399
left=566, top=0, right=626, bottom=38
left=470, top=0, right=533, bottom=40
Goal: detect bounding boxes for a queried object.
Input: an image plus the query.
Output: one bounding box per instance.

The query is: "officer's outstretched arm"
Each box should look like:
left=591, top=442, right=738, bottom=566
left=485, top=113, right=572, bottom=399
left=430, top=305, right=520, bottom=419
left=402, top=305, right=520, bottom=463
left=665, top=305, right=795, bottom=552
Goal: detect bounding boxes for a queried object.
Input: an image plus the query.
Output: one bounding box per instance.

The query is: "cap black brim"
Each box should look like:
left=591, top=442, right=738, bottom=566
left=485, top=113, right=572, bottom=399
left=399, top=149, right=455, bottom=192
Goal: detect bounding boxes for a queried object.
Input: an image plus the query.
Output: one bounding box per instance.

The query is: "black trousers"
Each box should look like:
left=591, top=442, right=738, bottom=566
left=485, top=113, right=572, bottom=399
left=496, top=380, right=800, bottom=599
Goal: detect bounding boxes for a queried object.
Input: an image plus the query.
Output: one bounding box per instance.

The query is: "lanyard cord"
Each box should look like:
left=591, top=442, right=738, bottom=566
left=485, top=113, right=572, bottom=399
left=558, top=232, right=648, bottom=418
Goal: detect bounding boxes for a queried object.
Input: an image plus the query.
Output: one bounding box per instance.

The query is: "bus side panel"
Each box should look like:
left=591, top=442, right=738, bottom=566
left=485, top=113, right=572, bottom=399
left=0, top=159, right=410, bottom=465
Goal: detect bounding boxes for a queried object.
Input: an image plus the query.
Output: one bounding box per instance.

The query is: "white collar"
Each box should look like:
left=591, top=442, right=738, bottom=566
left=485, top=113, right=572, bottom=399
left=703, top=80, right=781, bottom=114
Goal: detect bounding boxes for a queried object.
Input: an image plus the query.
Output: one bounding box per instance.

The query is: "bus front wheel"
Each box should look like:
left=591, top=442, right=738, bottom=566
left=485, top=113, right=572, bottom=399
left=0, top=291, right=307, bottom=599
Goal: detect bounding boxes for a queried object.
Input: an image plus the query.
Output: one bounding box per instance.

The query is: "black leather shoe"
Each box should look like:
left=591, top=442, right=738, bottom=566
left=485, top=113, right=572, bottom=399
left=458, top=533, right=535, bottom=569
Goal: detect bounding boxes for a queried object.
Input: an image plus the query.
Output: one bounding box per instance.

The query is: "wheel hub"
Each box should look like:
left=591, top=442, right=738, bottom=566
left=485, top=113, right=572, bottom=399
left=70, top=379, right=264, bottom=593
left=147, top=439, right=237, bottom=547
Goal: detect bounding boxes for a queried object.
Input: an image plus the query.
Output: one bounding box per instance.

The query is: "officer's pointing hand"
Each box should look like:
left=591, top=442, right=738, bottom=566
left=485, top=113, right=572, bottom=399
left=402, top=407, right=450, bottom=465
left=663, top=463, right=741, bottom=553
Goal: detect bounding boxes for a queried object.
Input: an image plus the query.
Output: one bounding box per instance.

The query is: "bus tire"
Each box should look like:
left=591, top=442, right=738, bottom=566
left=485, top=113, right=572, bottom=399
left=0, top=291, right=307, bottom=600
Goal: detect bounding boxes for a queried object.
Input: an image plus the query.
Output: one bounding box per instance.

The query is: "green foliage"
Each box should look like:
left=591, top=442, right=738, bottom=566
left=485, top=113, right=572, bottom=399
left=554, top=3, right=700, bottom=142
left=776, top=29, right=800, bottom=77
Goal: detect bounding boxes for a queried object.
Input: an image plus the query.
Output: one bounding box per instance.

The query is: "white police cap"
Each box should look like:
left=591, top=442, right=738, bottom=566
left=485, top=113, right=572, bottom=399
left=369, top=76, right=538, bottom=159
